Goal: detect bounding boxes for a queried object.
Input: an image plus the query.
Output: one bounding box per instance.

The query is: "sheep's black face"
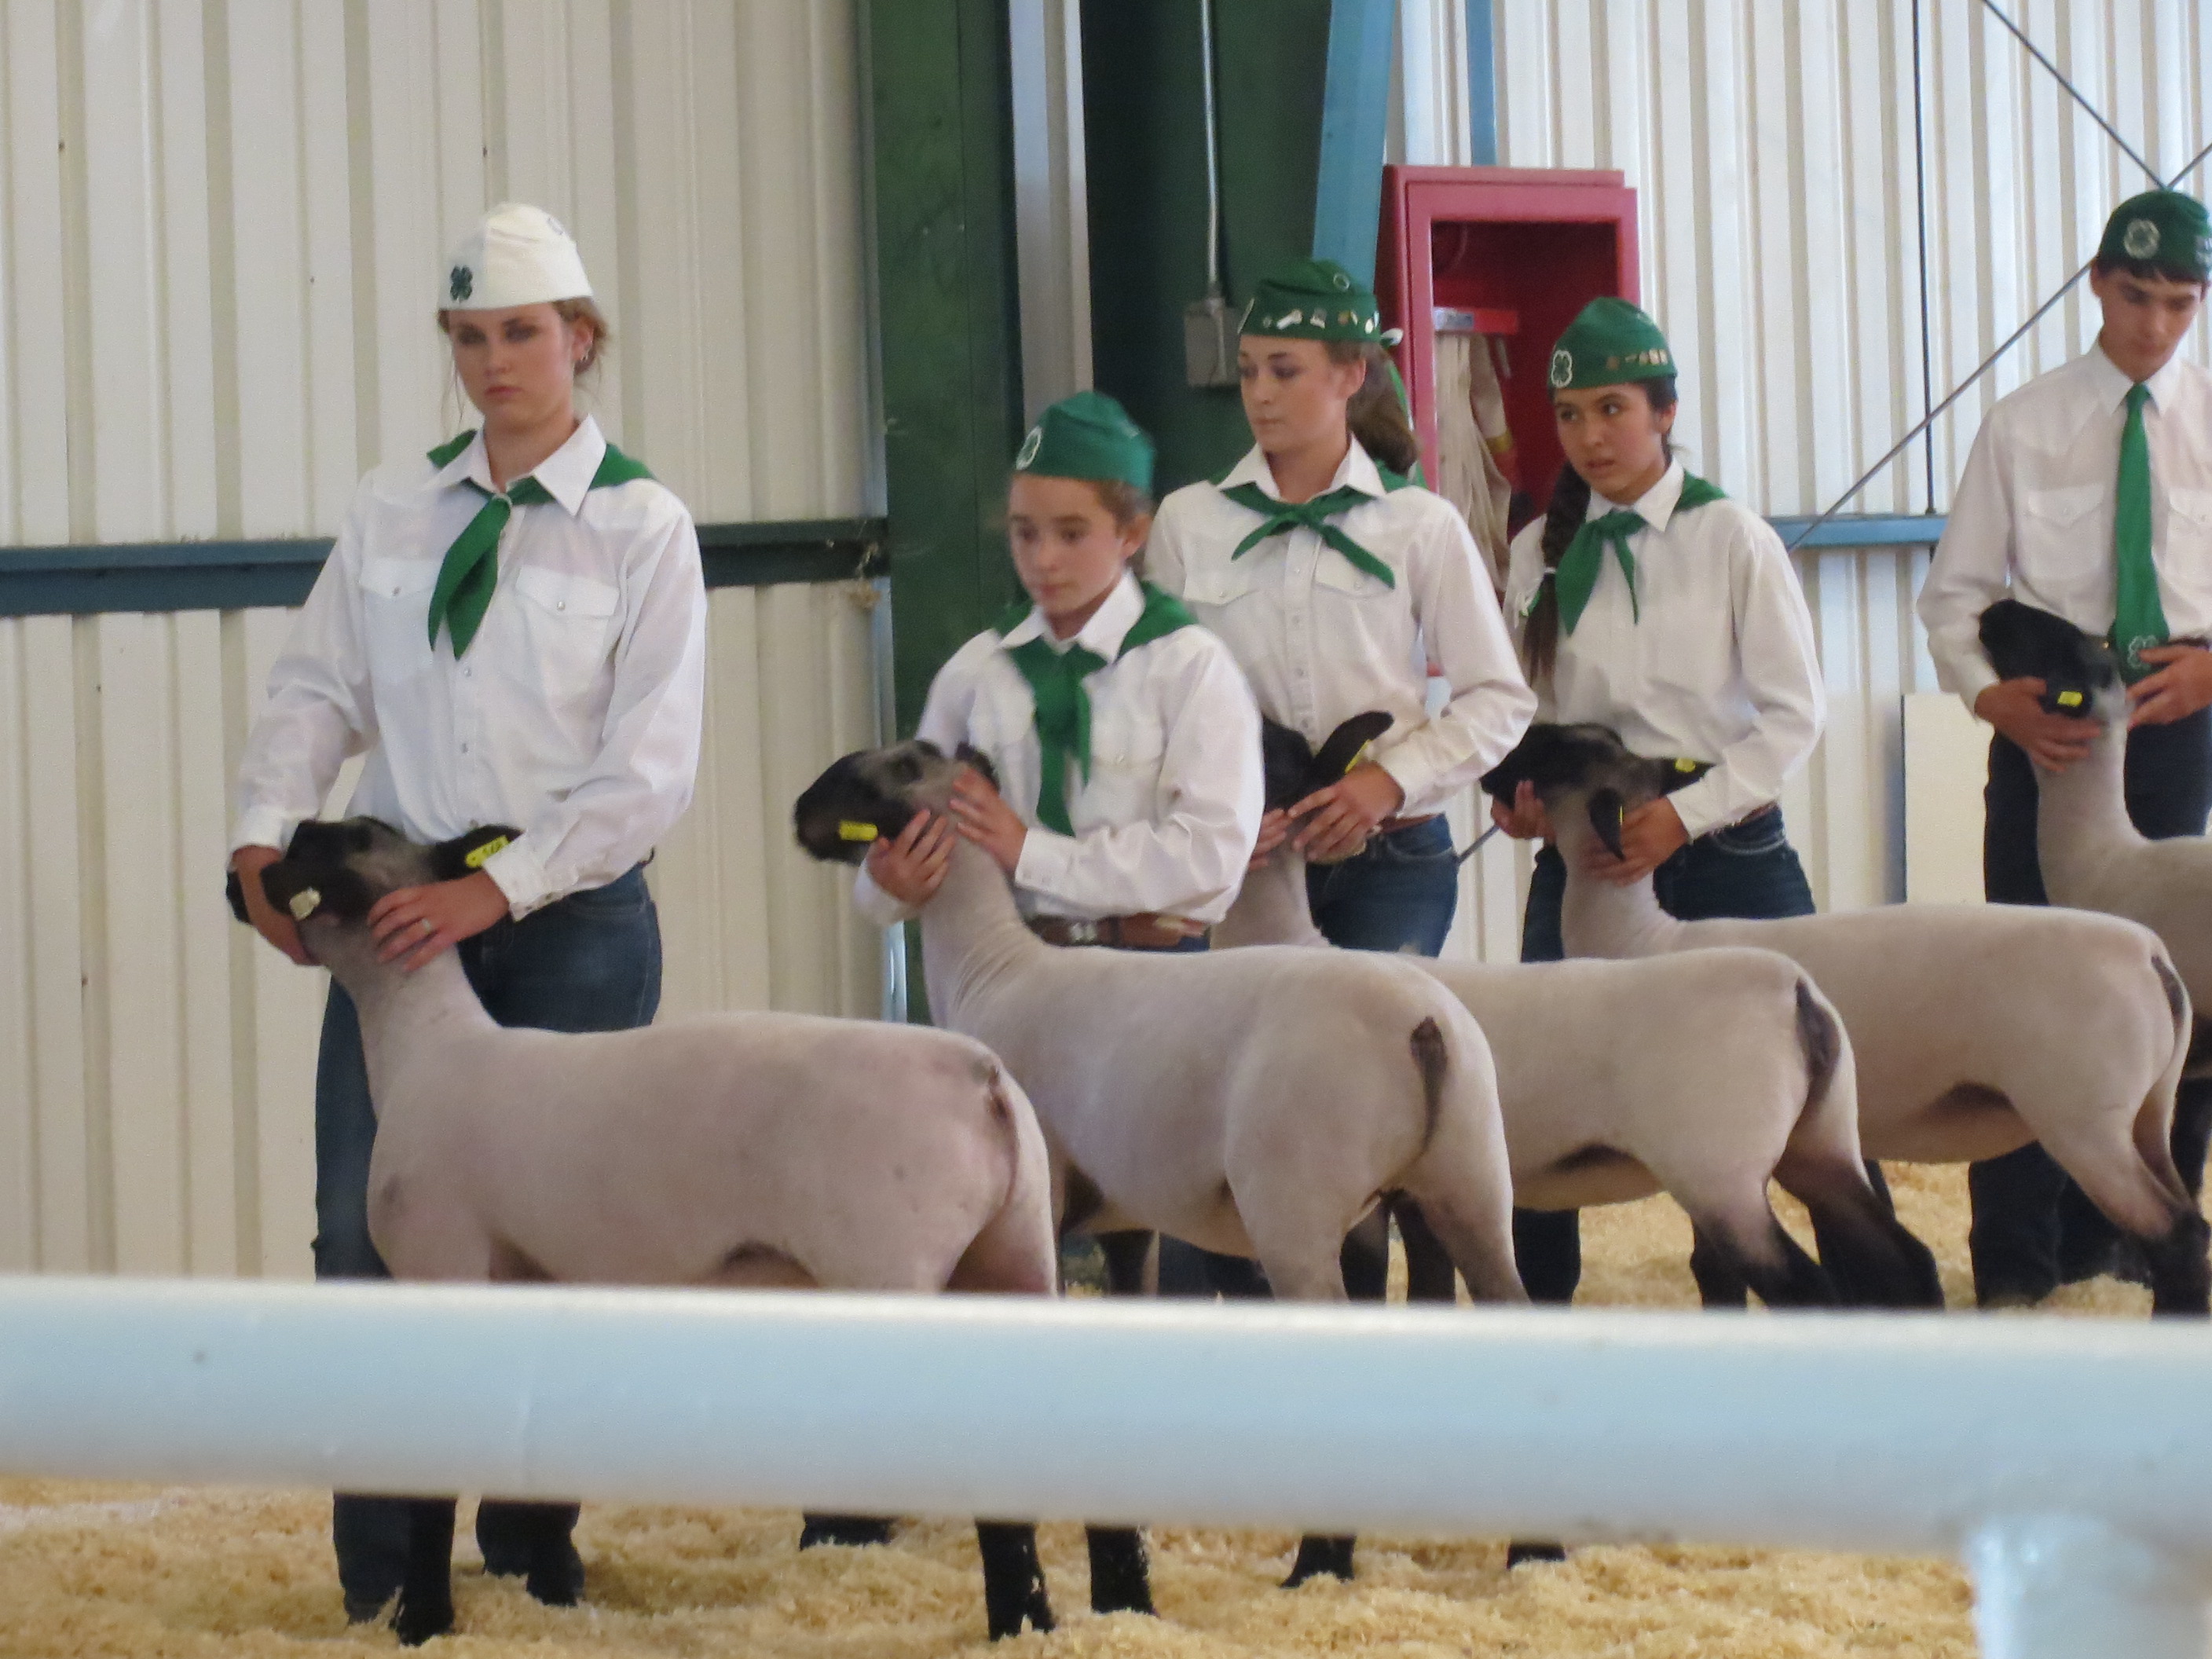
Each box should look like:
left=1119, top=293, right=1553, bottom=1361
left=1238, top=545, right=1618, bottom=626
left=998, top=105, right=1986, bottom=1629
left=1979, top=599, right=2119, bottom=717
left=793, top=741, right=953, bottom=864
left=232, top=818, right=521, bottom=930
left=1260, top=712, right=1395, bottom=811
left=1481, top=724, right=1712, bottom=859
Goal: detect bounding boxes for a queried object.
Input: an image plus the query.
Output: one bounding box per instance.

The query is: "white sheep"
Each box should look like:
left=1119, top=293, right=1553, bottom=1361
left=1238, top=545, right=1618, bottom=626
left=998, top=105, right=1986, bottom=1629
left=1490, top=723, right=2209, bottom=1314
left=234, top=817, right=1062, bottom=1646
left=1978, top=597, right=2212, bottom=1070
left=1216, top=718, right=1942, bottom=1312
left=795, top=739, right=1525, bottom=1594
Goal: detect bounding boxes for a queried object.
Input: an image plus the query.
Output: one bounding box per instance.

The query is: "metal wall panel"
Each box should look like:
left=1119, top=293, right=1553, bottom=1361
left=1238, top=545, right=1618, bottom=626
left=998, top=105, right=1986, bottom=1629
left=1447, top=0, right=2212, bottom=950
left=0, top=2, right=877, bottom=1278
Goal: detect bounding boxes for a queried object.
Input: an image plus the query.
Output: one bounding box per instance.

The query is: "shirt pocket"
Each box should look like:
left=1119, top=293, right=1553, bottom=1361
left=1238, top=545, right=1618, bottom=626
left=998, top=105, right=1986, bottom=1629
left=2166, top=485, right=2212, bottom=573
left=356, top=555, right=443, bottom=679
left=2016, top=482, right=2108, bottom=606
left=1082, top=702, right=1168, bottom=826
left=507, top=566, right=621, bottom=704
left=1180, top=551, right=1265, bottom=609
left=1311, top=544, right=1399, bottom=601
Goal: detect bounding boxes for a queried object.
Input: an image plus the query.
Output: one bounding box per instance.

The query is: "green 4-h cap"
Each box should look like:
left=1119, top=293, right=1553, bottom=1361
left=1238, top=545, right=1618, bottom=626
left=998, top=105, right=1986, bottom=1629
left=1240, top=258, right=1401, bottom=344
left=1547, top=298, right=1677, bottom=391
left=2097, top=190, right=2212, bottom=283
left=1013, top=390, right=1155, bottom=493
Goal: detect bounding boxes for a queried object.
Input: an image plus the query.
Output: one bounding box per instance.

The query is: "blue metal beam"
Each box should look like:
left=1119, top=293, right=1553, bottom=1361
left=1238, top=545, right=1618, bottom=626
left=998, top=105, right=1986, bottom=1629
left=1312, top=0, right=1396, bottom=284
left=1467, top=0, right=1497, bottom=165
left=1767, top=513, right=1947, bottom=550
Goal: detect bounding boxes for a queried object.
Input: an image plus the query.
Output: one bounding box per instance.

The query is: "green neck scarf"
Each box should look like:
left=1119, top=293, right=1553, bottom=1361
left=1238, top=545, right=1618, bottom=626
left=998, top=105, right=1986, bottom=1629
left=997, top=581, right=1196, bottom=835
left=1554, top=471, right=1727, bottom=634
left=2111, top=383, right=2168, bottom=681
left=1217, top=465, right=1412, bottom=588
left=424, top=430, right=653, bottom=656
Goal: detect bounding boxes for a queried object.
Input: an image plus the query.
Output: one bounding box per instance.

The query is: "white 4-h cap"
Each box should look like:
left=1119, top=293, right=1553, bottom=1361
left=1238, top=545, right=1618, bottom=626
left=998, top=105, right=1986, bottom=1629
left=442, top=203, right=593, bottom=309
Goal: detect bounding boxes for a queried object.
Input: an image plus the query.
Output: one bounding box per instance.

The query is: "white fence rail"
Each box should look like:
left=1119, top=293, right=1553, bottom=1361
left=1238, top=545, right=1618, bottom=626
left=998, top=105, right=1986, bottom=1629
left=0, top=1276, right=2207, bottom=1657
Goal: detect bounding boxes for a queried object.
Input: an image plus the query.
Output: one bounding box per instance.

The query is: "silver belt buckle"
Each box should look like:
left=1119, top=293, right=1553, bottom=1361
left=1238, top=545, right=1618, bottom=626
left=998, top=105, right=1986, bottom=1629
left=1068, top=919, right=1100, bottom=945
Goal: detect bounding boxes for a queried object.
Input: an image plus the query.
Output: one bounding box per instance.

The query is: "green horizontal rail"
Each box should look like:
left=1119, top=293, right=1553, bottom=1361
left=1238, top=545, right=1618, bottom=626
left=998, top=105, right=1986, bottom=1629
left=0, top=518, right=887, bottom=618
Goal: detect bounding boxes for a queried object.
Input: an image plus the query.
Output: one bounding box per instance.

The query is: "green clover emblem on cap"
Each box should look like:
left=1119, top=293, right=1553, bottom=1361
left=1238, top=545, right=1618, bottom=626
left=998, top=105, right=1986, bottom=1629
left=1016, top=426, right=1044, bottom=468
left=1547, top=298, right=1677, bottom=392
left=449, top=265, right=473, bottom=302
left=2125, top=219, right=2162, bottom=258
left=1549, top=348, right=1573, bottom=390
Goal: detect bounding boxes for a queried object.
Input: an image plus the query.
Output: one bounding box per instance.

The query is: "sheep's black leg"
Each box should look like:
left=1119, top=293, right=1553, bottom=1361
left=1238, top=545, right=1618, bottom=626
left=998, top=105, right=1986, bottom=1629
left=1085, top=1526, right=1155, bottom=1615
left=976, top=1521, right=1054, bottom=1638
left=1097, top=1229, right=1153, bottom=1297
left=799, top=1514, right=896, bottom=1549
left=477, top=1499, right=585, bottom=1606
left=1394, top=1199, right=1459, bottom=1303
left=1284, top=1534, right=1356, bottom=1585
left=392, top=1497, right=456, bottom=1647
left=1687, top=1228, right=1752, bottom=1309
left=1802, top=1188, right=1944, bottom=1309
left=1280, top=1215, right=1392, bottom=1590
left=2143, top=1209, right=2212, bottom=1317
left=1506, top=1540, right=1568, bottom=1568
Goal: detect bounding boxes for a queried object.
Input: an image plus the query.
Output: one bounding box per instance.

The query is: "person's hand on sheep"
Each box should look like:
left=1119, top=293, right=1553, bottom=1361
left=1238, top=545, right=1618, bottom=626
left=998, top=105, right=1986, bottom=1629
left=2127, top=645, right=2212, bottom=727
left=1581, top=797, right=1690, bottom=886
left=866, top=810, right=954, bottom=905
left=1974, top=677, right=2097, bottom=770
left=231, top=844, right=315, bottom=965
left=947, top=769, right=1029, bottom=873
left=1247, top=808, right=1294, bottom=869
left=1490, top=780, right=1554, bottom=842
left=369, top=873, right=510, bottom=972
left=1289, top=762, right=1404, bottom=863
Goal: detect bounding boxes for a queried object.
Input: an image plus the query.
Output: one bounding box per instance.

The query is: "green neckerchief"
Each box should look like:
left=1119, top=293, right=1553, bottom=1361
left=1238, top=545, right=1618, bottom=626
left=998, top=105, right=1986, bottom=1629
left=1216, top=464, right=1412, bottom=588
left=424, top=430, right=654, bottom=656
left=995, top=581, right=1196, bottom=835
left=2111, top=383, right=2168, bottom=680
left=1553, top=471, right=1727, bottom=634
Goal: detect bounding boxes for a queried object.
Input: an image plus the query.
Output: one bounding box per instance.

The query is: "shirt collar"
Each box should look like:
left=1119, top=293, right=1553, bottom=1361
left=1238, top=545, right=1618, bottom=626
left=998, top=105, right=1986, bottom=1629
left=1591, top=457, right=1686, bottom=532
left=427, top=415, right=606, bottom=515
left=1218, top=438, right=1387, bottom=502
left=2084, top=342, right=2185, bottom=414
left=1000, top=570, right=1144, bottom=657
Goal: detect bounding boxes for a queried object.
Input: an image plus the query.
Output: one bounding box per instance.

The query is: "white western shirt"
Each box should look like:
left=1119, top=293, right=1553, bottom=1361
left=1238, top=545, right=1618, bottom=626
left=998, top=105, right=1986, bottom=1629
left=1502, top=460, right=1826, bottom=839
left=231, top=415, right=707, bottom=916
left=1147, top=440, right=1536, bottom=817
left=1919, top=344, right=2212, bottom=707
left=853, top=572, right=1262, bottom=926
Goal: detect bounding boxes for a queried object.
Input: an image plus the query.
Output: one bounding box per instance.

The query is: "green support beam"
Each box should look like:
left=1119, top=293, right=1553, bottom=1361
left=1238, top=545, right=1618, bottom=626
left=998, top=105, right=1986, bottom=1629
left=863, top=0, right=1027, bottom=736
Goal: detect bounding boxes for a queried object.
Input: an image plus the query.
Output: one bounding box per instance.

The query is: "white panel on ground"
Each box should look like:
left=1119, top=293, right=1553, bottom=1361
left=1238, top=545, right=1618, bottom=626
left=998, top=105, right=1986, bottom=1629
left=1904, top=690, right=1992, bottom=906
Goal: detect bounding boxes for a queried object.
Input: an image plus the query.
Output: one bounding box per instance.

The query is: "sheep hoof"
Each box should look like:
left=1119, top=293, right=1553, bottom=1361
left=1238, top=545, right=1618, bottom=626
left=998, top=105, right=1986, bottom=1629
left=800, top=1514, right=897, bottom=1550
left=524, top=1539, right=586, bottom=1608
left=1283, top=1534, right=1355, bottom=1586
left=1506, top=1541, right=1568, bottom=1569
left=392, top=1587, right=454, bottom=1646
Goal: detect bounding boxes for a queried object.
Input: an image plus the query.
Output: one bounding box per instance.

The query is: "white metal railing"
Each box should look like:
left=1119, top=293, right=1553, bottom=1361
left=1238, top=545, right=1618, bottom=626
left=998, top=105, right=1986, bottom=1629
left=0, top=1276, right=2206, bottom=1657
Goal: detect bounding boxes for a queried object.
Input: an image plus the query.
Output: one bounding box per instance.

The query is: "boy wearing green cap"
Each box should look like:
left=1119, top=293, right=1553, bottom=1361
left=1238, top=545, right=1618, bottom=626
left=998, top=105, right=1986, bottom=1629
left=1919, top=187, right=2212, bottom=1308
left=1492, top=296, right=1828, bottom=1309
left=859, top=390, right=1262, bottom=947
left=227, top=204, right=704, bottom=1622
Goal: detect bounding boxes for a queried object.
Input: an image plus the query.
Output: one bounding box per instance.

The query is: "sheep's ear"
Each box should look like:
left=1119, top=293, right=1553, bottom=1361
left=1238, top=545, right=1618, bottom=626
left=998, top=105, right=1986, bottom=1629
left=225, top=870, right=250, bottom=924
left=1260, top=720, right=1317, bottom=810
left=1654, top=756, right=1712, bottom=796
left=1588, top=787, right=1628, bottom=860
left=954, top=743, right=1001, bottom=792
left=430, top=825, right=523, bottom=882
left=1310, top=711, right=1393, bottom=785
left=1481, top=726, right=1551, bottom=804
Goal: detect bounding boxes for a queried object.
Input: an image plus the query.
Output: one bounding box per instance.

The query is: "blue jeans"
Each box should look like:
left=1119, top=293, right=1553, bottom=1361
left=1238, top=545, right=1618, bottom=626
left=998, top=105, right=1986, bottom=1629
left=1514, top=811, right=1816, bottom=1303
left=317, top=866, right=661, bottom=1609
left=1159, top=815, right=1463, bottom=1300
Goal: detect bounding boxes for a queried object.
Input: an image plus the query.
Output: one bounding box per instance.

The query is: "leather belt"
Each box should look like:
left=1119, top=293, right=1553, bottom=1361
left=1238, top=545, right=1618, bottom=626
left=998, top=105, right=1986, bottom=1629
left=1703, top=803, right=1778, bottom=837
left=1027, top=913, right=1206, bottom=950
left=1375, top=812, right=1443, bottom=835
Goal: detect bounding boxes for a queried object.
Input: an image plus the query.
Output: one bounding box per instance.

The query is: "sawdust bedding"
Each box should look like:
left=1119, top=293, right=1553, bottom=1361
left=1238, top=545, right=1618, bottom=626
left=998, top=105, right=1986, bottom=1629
left=0, top=1164, right=2146, bottom=1657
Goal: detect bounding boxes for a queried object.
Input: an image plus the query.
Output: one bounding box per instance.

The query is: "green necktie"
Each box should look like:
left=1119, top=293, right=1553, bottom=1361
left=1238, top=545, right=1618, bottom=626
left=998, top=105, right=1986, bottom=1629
left=1218, top=482, right=1397, bottom=588
left=1551, top=472, right=1727, bottom=633
left=997, top=582, right=1197, bottom=836
left=2111, top=382, right=2168, bottom=681
left=423, top=433, right=654, bottom=657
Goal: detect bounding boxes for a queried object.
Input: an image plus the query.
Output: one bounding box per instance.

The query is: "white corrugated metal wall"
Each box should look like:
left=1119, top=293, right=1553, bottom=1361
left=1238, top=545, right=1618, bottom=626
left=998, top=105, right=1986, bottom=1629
left=1433, top=0, right=2212, bottom=956
left=0, top=0, right=877, bottom=1280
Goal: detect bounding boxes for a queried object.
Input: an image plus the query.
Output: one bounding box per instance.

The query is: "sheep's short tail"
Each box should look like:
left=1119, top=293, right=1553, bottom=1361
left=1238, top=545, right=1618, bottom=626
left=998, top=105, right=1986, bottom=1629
left=948, top=1064, right=1058, bottom=1296
left=1398, top=1016, right=1525, bottom=1306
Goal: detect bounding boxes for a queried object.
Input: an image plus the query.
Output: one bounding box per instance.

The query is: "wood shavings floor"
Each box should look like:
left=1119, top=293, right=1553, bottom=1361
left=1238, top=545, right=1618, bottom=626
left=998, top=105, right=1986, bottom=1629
left=0, top=1164, right=2148, bottom=1657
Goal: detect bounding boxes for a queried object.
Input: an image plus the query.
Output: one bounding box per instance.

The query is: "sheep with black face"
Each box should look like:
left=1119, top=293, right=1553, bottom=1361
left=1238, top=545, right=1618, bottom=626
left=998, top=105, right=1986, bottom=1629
left=1216, top=715, right=1941, bottom=1313
left=231, top=816, right=1062, bottom=1646
left=795, top=738, right=1525, bottom=1595
left=1488, top=722, right=2209, bottom=1314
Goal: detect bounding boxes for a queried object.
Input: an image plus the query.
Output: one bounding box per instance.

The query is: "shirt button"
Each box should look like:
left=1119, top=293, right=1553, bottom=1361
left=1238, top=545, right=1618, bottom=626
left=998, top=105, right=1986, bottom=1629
left=460, top=742, right=470, bottom=754
left=462, top=666, right=472, bottom=679
left=556, top=599, right=566, bottom=612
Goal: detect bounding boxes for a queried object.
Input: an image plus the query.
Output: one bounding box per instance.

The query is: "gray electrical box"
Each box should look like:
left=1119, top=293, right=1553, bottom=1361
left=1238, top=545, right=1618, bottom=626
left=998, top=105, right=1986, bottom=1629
left=1185, top=293, right=1239, bottom=387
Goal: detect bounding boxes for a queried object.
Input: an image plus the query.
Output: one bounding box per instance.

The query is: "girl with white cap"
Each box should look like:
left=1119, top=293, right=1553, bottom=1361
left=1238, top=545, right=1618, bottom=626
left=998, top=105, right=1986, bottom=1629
left=228, top=203, right=706, bottom=1624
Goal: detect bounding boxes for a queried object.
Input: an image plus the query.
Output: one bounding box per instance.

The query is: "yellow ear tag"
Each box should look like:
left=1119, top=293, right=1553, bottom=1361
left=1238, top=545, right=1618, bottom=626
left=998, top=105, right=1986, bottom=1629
left=838, top=821, right=880, bottom=843
left=287, top=888, right=321, bottom=921
left=1674, top=756, right=1698, bottom=773
left=463, top=834, right=511, bottom=870
left=1346, top=742, right=1372, bottom=776
left=2056, top=690, right=2084, bottom=709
